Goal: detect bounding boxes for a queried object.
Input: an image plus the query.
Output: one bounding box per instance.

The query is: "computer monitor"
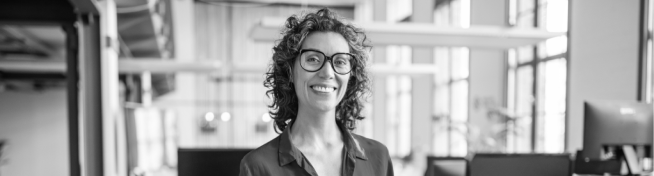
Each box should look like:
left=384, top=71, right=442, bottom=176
left=582, top=100, right=653, bottom=174
left=178, top=148, right=252, bottom=176
left=425, top=157, right=467, bottom=176
left=582, top=100, right=653, bottom=160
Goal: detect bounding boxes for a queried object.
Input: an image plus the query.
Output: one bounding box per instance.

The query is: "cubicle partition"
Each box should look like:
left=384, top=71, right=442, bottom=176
left=469, top=153, right=571, bottom=176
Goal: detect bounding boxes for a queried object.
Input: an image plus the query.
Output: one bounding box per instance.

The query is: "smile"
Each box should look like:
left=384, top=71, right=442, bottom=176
left=310, top=85, right=337, bottom=93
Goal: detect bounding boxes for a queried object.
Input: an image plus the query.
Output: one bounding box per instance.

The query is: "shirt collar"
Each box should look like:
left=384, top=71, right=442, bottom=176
left=277, top=122, right=368, bottom=166
left=278, top=124, right=302, bottom=166
left=338, top=122, right=368, bottom=161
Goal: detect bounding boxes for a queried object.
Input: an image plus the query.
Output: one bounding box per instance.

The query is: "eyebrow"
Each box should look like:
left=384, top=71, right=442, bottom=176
left=301, top=48, right=351, bottom=55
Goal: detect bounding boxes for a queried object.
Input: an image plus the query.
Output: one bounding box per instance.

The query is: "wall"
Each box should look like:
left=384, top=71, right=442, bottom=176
left=0, top=89, right=69, bottom=176
left=567, top=0, right=642, bottom=152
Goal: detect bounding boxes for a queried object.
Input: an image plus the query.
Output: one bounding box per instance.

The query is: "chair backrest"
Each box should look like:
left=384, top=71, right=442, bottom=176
left=178, top=148, right=252, bottom=176
left=425, top=157, right=467, bottom=176
left=469, top=153, right=571, bottom=176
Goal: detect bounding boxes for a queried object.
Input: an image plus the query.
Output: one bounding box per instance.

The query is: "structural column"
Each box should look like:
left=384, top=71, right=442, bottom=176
left=99, top=0, right=126, bottom=175
left=64, top=22, right=81, bottom=176
left=79, top=13, right=104, bottom=176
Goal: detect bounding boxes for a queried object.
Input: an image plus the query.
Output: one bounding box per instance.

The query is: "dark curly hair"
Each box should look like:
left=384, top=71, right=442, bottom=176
left=264, top=8, right=371, bottom=133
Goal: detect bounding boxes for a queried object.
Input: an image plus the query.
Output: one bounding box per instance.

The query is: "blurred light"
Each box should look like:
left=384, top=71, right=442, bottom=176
left=204, top=112, right=215, bottom=121
left=643, top=158, right=652, bottom=171
left=461, top=0, right=470, bottom=28
left=620, top=107, right=635, bottom=115
left=221, top=112, right=231, bottom=121
left=262, top=113, right=271, bottom=122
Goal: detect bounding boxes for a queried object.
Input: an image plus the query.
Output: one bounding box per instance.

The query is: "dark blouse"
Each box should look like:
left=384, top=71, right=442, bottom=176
left=239, top=123, right=394, bottom=176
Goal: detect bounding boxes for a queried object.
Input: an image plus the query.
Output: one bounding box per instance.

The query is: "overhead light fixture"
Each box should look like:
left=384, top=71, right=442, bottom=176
left=620, top=107, right=635, bottom=115
left=221, top=112, right=231, bottom=122
left=250, top=17, right=565, bottom=49
left=261, top=113, right=271, bottom=123
left=204, top=112, right=215, bottom=121
left=200, top=112, right=217, bottom=132
left=256, top=113, right=271, bottom=133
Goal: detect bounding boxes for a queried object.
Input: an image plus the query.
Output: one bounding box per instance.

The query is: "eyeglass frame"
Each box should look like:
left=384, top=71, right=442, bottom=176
left=297, top=49, right=356, bottom=75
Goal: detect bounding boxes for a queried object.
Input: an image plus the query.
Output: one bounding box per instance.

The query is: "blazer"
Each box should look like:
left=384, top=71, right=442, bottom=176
left=239, top=123, right=394, bottom=176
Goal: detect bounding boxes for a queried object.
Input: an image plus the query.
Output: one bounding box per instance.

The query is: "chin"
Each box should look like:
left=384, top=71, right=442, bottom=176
left=310, top=101, right=339, bottom=112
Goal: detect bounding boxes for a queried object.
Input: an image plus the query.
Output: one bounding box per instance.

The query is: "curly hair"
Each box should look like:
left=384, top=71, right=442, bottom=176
left=264, top=8, right=371, bottom=133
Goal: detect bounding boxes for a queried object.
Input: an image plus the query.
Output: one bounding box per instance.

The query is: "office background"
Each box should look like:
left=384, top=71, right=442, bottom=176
left=0, top=0, right=651, bottom=175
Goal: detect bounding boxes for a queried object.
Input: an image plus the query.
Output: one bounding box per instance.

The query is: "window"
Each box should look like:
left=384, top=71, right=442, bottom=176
left=644, top=0, right=654, bottom=103
left=431, top=0, right=470, bottom=157
left=433, top=47, right=469, bottom=157
left=385, top=45, right=413, bottom=157
left=506, top=0, right=567, bottom=153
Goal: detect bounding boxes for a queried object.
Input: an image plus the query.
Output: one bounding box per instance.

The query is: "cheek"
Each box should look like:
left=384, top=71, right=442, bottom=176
left=293, top=74, right=303, bottom=92
left=293, top=70, right=306, bottom=85
left=291, top=64, right=302, bottom=84
left=340, top=75, right=352, bottom=92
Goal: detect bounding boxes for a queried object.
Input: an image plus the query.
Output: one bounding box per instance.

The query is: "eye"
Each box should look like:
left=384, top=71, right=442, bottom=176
left=333, top=58, right=350, bottom=66
left=333, top=54, right=352, bottom=66
left=306, top=56, right=321, bottom=63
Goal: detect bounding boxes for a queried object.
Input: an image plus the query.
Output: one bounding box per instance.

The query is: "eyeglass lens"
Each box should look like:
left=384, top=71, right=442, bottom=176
left=300, top=50, right=353, bottom=74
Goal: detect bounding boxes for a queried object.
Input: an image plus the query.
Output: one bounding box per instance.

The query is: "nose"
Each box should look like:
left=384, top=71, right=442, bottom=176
left=317, top=61, right=335, bottom=79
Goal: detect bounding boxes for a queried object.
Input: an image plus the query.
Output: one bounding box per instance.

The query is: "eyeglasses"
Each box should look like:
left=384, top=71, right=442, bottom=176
left=298, top=49, right=354, bottom=75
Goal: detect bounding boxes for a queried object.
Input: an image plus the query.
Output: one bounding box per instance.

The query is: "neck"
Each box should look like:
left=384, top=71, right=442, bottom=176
left=290, top=106, right=343, bottom=150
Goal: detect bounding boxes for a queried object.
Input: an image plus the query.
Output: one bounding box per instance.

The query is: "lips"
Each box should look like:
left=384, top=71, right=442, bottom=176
left=310, top=85, right=337, bottom=93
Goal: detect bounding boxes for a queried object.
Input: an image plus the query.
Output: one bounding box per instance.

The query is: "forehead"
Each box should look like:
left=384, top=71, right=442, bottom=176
left=300, top=31, right=350, bottom=54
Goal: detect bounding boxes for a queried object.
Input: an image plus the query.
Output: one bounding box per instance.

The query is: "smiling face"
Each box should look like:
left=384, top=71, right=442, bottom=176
left=293, top=31, right=351, bottom=113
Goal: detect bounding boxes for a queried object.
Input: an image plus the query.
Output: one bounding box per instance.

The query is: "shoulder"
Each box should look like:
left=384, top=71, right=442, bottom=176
left=350, top=133, right=390, bottom=156
left=240, top=135, right=280, bottom=169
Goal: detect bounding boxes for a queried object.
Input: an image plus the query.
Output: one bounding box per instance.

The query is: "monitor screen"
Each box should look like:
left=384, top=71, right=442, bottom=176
left=582, top=100, right=653, bottom=159
left=178, top=148, right=252, bottom=176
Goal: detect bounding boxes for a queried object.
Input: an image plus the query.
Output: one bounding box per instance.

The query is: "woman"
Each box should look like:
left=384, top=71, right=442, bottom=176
left=239, top=8, right=394, bottom=176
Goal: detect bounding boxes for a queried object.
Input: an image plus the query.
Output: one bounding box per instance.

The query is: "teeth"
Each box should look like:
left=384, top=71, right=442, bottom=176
left=311, top=86, right=335, bottom=93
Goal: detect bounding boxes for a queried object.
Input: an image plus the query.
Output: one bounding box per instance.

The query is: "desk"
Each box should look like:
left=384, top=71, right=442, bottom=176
left=573, top=173, right=653, bottom=176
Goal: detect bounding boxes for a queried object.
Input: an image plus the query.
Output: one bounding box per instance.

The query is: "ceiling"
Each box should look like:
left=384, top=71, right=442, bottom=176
left=197, top=0, right=361, bottom=7
left=0, top=0, right=175, bottom=94
left=0, top=0, right=174, bottom=60
left=0, top=26, right=66, bottom=61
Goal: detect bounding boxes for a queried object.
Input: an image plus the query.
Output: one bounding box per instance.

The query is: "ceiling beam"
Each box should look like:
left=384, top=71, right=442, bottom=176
left=1, top=27, right=59, bottom=57
left=0, top=60, right=65, bottom=72
left=0, top=59, right=222, bottom=73
left=0, top=58, right=439, bottom=75
left=250, top=17, right=565, bottom=49
left=118, top=59, right=222, bottom=73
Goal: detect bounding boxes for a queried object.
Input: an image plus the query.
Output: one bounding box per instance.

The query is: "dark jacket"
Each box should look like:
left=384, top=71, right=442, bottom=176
left=239, top=123, right=394, bottom=176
